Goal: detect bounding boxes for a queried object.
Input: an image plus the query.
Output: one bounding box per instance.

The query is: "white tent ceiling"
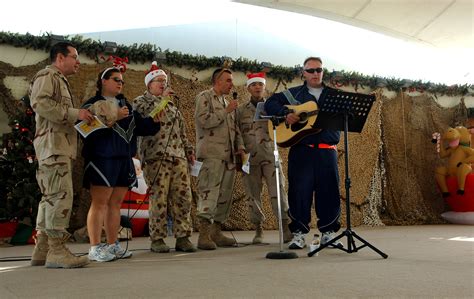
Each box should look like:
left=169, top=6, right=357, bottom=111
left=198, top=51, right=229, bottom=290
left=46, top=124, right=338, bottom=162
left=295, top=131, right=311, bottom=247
left=234, top=0, right=474, bottom=48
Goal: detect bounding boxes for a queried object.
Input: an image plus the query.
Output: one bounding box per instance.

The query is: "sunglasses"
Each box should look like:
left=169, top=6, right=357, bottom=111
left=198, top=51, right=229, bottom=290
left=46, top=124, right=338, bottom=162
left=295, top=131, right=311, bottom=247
left=304, top=68, right=323, bottom=74
left=151, top=78, right=167, bottom=84
left=110, top=77, right=125, bottom=85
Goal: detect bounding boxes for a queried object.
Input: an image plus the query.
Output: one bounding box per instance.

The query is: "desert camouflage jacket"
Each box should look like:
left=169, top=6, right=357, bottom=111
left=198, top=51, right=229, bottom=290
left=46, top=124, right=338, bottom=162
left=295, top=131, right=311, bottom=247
left=29, top=65, right=79, bottom=160
left=236, top=99, right=274, bottom=165
left=194, top=88, right=244, bottom=162
left=133, top=91, right=194, bottom=162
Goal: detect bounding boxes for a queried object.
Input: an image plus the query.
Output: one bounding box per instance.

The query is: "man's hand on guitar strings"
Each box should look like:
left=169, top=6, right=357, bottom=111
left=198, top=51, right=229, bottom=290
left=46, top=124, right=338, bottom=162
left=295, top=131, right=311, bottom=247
left=285, top=112, right=300, bottom=125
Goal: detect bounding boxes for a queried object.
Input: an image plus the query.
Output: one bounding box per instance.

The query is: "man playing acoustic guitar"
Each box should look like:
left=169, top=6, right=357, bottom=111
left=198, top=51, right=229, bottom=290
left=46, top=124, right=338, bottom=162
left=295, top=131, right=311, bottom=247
left=264, top=57, right=342, bottom=249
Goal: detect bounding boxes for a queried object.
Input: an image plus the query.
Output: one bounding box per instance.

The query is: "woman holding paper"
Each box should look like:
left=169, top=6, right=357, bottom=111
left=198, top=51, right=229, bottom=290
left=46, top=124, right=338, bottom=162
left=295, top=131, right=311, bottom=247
left=82, top=66, right=161, bottom=262
left=132, top=61, right=197, bottom=253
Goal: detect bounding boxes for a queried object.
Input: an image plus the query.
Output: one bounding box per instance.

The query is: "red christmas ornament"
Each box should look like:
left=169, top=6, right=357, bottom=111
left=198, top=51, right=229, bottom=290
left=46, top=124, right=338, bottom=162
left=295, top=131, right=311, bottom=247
left=21, top=127, right=29, bottom=133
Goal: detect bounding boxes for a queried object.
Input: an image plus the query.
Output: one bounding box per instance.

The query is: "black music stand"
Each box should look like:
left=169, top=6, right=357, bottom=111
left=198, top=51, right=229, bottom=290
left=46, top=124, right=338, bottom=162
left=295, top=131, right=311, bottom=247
left=308, top=89, right=387, bottom=259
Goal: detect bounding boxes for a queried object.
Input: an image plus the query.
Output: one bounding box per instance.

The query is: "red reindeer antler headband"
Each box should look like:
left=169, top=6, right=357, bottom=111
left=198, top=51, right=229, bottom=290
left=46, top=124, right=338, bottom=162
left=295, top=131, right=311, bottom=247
left=100, top=55, right=129, bottom=79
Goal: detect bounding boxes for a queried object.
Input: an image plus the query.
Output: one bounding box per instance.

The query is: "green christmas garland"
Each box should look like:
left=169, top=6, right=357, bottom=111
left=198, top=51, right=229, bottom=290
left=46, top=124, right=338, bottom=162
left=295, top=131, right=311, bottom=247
left=0, top=31, right=472, bottom=96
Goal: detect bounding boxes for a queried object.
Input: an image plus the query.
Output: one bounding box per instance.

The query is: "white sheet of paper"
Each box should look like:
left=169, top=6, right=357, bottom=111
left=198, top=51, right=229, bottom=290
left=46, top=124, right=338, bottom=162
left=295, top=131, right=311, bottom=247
left=242, top=154, right=250, bottom=174
left=190, top=160, right=203, bottom=177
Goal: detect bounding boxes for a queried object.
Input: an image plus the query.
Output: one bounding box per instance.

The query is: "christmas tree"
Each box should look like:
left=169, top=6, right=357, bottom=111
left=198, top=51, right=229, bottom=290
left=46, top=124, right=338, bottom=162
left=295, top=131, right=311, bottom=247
left=0, top=96, right=41, bottom=223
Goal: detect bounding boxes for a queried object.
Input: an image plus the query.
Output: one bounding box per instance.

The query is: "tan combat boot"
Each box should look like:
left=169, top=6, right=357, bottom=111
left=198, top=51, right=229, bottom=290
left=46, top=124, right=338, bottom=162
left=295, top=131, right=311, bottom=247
left=151, top=239, right=170, bottom=253
left=252, top=224, right=264, bottom=244
left=197, top=219, right=217, bottom=250
left=45, top=233, right=89, bottom=268
left=31, top=233, right=49, bottom=266
left=210, top=222, right=236, bottom=247
left=282, top=219, right=293, bottom=243
left=175, top=237, right=197, bottom=252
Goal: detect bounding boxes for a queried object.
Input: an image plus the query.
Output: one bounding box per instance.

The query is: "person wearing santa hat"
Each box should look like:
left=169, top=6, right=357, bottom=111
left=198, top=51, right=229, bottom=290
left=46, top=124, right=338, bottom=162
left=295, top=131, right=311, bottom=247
left=194, top=67, right=246, bottom=250
left=236, top=72, right=292, bottom=244
left=133, top=61, right=197, bottom=253
left=264, top=57, right=342, bottom=250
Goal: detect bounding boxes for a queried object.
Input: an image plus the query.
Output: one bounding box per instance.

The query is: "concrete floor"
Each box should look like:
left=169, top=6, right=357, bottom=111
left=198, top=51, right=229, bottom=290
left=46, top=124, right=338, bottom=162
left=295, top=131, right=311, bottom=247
left=0, top=225, right=473, bottom=298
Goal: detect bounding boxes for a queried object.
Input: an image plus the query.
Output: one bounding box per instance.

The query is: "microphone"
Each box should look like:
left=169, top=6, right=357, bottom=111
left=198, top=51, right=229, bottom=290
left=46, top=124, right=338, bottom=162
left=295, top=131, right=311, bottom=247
left=118, top=96, right=132, bottom=117
left=117, top=94, right=127, bottom=108
left=232, top=92, right=238, bottom=100
left=259, top=115, right=286, bottom=121
left=120, top=98, right=127, bottom=107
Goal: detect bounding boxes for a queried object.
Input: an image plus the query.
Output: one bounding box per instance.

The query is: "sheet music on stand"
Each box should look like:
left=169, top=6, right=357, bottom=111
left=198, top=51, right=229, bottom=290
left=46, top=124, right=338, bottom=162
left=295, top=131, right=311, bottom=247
left=314, top=89, right=375, bottom=133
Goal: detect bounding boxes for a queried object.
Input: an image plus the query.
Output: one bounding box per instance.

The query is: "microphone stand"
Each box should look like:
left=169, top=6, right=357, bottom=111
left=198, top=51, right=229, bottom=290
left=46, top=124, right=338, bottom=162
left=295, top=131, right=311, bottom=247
left=265, top=115, right=298, bottom=260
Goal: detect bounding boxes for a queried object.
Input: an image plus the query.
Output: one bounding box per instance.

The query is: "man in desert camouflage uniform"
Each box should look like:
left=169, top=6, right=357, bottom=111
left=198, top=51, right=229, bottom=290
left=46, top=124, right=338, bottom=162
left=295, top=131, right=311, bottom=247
left=236, top=72, right=292, bottom=244
left=133, top=62, right=196, bottom=253
left=29, top=42, right=93, bottom=268
left=194, top=68, right=246, bottom=250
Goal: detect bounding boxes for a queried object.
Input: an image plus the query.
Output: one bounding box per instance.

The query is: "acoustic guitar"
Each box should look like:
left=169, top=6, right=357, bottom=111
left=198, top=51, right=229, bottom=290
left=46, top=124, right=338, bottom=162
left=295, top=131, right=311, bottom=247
left=267, top=101, right=320, bottom=148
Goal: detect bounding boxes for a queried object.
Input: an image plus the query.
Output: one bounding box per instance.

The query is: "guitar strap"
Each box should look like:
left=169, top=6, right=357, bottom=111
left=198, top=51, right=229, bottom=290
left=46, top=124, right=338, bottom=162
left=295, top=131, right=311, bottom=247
left=282, top=90, right=300, bottom=105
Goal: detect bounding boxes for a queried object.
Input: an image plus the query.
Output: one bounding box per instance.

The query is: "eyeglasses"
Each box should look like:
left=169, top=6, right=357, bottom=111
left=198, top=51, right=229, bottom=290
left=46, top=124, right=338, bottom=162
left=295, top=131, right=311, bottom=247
left=151, top=78, right=167, bottom=84
left=304, top=68, right=323, bottom=74
left=110, top=77, right=125, bottom=85
left=66, top=54, right=79, bottom=61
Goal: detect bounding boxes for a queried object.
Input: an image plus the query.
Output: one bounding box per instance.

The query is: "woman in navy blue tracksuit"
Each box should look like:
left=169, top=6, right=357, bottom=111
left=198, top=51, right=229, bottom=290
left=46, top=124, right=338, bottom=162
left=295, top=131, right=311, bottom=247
left=82, top=67, right=161, bottom=261
left=265, top=57, right=341, bottom=249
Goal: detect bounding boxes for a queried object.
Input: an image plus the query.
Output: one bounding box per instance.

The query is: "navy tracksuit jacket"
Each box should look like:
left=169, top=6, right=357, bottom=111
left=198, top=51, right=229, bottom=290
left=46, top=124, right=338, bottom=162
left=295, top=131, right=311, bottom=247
left=264, top=83, right=341, bottom=234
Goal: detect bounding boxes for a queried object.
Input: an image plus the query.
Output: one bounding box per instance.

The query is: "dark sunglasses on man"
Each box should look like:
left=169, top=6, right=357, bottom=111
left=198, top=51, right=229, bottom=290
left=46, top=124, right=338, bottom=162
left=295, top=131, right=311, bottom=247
left=304, top=68, right=323, bottom=74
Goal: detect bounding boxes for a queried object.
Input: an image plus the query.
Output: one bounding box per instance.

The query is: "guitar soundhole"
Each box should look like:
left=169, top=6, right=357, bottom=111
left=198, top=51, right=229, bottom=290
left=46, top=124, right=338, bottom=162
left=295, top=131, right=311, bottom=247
left=291, top=121, right=307, bottom=132
left=299, top=112, right=308, bottom=122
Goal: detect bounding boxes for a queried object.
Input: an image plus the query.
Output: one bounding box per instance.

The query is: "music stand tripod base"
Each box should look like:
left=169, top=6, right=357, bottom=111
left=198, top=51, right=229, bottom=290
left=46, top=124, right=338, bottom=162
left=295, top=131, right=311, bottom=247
left=308, top=89, right=388, bottom=259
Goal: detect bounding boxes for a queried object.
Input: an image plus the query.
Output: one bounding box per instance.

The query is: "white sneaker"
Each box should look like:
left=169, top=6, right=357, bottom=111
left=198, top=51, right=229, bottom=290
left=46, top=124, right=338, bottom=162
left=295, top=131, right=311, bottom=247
left=88, top=244, right=116, bottom=262
left=108, top=241, right=132, bottom=259
left=321, top=231, right=343, bottom=248
left=288, top=232, right=306, bottom=249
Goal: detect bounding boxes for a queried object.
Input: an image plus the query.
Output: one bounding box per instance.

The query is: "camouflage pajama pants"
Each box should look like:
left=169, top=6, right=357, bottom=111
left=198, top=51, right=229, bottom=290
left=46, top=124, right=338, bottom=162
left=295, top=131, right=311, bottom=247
left=35, top=155, right=74, bottom=235
left=243, top=162, right=289, bottom=225
left=144, top=158, right=193, bottom=240
left=196, top=158, right=236, bottom=223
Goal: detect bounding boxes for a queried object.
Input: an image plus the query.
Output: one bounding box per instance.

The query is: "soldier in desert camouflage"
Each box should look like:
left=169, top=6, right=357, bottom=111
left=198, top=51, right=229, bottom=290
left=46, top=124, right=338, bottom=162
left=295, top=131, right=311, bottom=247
left=236, top=72, right=292, bottom=244
left=133, top=61, right=197, bottom=253
left=194, top=68, right=246, bottom=250
left=29, top=42, right=94, bottom=268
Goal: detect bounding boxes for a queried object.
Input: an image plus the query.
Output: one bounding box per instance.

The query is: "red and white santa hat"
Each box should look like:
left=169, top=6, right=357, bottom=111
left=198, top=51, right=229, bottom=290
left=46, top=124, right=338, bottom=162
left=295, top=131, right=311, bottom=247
left=246, top=72, right=266, bottom=87
left=144, top=61, right=168, bottom=86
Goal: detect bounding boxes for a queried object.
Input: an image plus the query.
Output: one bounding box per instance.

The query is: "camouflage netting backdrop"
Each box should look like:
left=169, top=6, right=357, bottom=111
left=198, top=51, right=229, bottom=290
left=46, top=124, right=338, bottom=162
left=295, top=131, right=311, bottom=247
left=0, top=61, right=467, bottom=232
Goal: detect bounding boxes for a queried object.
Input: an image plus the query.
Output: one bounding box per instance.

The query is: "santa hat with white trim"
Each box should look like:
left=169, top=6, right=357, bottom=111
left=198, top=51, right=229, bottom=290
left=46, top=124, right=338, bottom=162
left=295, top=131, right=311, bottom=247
left=246, top=72, right=266, bottom=87
left=144, top=61, right=168, bottom=87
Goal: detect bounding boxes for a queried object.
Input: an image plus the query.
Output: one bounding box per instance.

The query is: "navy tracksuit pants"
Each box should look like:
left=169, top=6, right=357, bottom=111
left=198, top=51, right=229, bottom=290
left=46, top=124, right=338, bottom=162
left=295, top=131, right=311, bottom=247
left=287, top=144, right=341, bottom=234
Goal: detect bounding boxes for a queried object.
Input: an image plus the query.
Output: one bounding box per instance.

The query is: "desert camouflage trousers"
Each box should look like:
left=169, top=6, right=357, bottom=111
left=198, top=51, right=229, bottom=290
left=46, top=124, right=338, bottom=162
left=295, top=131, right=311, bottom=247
left=144, top=157, right=193, bottom=240
left=196, top=159, right=236, bottom=223
left=35, top=155, right=74, bottom=235
left=243, top=162, right=289, bottom=224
